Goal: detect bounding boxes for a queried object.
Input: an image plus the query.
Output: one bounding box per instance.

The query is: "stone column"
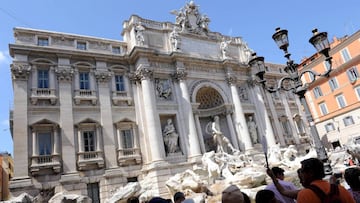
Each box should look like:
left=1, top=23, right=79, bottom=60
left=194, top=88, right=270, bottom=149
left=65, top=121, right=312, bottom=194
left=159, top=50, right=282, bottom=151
left=250, top=84, right=276, bottom=147
left=11, top=62, right=30, bottom=178
left=263, top=90, right=285, bottom=146
left=31, top=66, right=37, bottom=89
left=173, top=63, right=202, bottom=159
left=95, top=69, right=117, bottom=168
left=32, top=130, right=37, bottom=165
left=53, top=125, right=59, bottom=155
left=194, top=114, right=206, bottom=153
left=96, top=125, right=101, bottom=152
left=225, top=110, right=239, bottom=149
left=135, top=59, right=164, bottom=163
left=280, top=93, right=300, bottom=144
left=226, top=72, right=252, bottom=151
left=50, top=66, right=56, bottom=89
left=56, top=64, right=77, bottom=173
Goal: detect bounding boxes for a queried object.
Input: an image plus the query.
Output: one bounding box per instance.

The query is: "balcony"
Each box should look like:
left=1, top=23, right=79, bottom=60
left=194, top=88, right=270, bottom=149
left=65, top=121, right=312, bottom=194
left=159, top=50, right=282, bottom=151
left=74, top=89, right=97, bottom=105
left=117, top=148, right=141, bottom=166
left=112, top=91, right=132, bottom=106
left=30, top=154, right=61, bottom=175
left=30, top=88, right=57, bottom=105
left=77, top=151, right=104, bottom=170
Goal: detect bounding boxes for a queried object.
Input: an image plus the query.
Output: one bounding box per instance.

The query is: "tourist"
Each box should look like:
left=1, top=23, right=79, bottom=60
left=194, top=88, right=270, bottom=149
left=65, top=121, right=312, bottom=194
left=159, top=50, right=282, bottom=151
left=296, top=158, right=355, bottom=203
left=242, top=192, right=251, bottom=203
left=347, top=149, right=360, bottom=165
left=265, top=166, right=298, bottom=203
left=222, top=185, right=244, bottom=203
left=148, top=197, right=172, bottom=203
left=255, top=189, right=280, bottom=203
left=344, top=167, right=360, bottom=202
left=173, top=191, right=185, bottom=203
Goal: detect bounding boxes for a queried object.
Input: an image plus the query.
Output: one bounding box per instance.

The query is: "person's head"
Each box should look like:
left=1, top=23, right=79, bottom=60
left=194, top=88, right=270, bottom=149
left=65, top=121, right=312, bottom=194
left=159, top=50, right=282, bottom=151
left=299, top=158, right=325, bottom=187
left=222, top=185, right=244, bottom=203
left=344, top=167, right=360, bottom=190
left=173, top=192, right=185, bottom=203
left=271, top=167, right=285, bottom=180
left=241, top=192, right=251, bottom=203
left=149, top=197, right=172, bottom=203
left=255, top=189, right=279, bottom=203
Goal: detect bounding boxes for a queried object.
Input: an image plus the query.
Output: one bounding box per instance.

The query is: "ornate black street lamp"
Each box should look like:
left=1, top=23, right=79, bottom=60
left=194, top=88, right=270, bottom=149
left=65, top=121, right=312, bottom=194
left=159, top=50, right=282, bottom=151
left=249, top=27, right=333, bottom=175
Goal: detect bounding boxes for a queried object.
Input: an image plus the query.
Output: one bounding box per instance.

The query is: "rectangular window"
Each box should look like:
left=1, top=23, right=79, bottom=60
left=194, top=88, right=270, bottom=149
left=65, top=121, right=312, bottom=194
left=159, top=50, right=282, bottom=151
left=122, top=129, right=133, bottom=149
left=87, top=183, right=100, bottom=203
left=38, top=132, right=52, bottom=155
left=37, top=38, right=49, bottom=46
left=79, top=72, right=90, bottom=90
left=341, top=49, right=351, bottom=62
left=38, top=69, right=49, bottom=88
left=83, top=131, right=95, bottom=152
left=115, top=75, right=125, bottom=91
left=347, top=67, right=359, bottom=82
left=328, top=78, right=339, bottom=91
left=336, top=94, right=346, bottom=108
left=313, top=86, right=323, bottom=99
left=112, top=47, right=121, bottom=54
left=324, top=61, right=331, bottom=71
left=325, top=123, right=335, bottom=133
left=319, top=103, right=328, bottom=115
left=343, top=116, right=354, bottom=126
left=77, top=42, right=87, bottom=50
left=355, top=86, right=360, bottom=100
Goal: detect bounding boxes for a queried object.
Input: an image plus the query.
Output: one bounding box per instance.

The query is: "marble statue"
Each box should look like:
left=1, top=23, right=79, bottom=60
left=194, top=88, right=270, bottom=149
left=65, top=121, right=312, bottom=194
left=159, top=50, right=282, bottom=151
left=134, top=22, right=145, bottom=46
left=170, top=27, right=180, bottom=51
left=220, top=38, right=231, bottom=59
left=49, top=192, right=92, bottom=203
left=163, top=118, right=179, bottom=154
left=210, top=116, right=236, bottom=154
left=247, top=116, right=258, bottom=144
left=156, top=79, right=172, bottom=100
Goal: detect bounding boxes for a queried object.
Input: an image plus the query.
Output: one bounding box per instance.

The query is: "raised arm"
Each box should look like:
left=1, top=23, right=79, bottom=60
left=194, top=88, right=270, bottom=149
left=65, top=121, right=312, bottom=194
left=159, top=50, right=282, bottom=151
left=266, top=168, right=299, bottom=199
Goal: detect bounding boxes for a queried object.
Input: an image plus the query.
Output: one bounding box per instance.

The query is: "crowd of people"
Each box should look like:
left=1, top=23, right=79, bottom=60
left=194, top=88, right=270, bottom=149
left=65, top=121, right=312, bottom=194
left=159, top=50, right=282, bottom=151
left=143, top=155, right=360, bottom=203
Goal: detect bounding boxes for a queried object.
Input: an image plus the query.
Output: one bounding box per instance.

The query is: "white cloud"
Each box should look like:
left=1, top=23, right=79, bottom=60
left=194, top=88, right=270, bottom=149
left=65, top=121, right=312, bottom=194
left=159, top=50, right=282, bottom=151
left=0, top=51, right=10, bottom=64
left=1, top=119, right=9, bottom=127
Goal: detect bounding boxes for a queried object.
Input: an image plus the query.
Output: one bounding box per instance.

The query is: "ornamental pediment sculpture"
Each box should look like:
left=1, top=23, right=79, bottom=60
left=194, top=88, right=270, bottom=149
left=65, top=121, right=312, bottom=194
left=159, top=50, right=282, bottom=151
left=170, top=1, right=210, bottom=35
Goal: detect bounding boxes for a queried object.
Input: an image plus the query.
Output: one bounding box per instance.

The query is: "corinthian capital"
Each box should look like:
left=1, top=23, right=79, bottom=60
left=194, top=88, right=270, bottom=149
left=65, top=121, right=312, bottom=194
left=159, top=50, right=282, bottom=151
left=55, top=66, right=74, bottom=82
left=225, top=72, right=237, bottom=85
left=94, top=70, right=112, bottom=83
left=11, top=62, right=31, bottom=80
left=135, top=67, right=153, bottom=80
left=172, top=69, right=187, bottom=81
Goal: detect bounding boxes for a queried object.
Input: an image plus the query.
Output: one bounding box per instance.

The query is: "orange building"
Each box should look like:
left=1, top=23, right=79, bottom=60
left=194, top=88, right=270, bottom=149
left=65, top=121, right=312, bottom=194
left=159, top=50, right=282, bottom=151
left=0, top=152, right=14, bottom=201
left=299, top=30, right=360, bottom=149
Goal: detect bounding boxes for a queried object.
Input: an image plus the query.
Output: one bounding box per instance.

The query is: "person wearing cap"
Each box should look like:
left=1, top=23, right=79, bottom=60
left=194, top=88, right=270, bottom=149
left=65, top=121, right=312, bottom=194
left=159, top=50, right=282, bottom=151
left=173, top=192, right=185, bottom=203
left=222, top=185, right=245, bottom=203
left=265, top=166, right=298, bottom=203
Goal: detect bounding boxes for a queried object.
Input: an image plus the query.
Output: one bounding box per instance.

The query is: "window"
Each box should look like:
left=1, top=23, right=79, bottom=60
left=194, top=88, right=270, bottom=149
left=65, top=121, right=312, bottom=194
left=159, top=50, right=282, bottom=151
left=319, top=103, right=328, bottom=115
left=83, top=131, right=95, bottom=153
left=347, top=67, right=359, bottom=82
left=341, top=49, right=351, bottom=62
left=336, top=94, right=347, bottom=108
left=87, top=183, right=100, bottom=203
left=38, top=37, right=49, bottom=46
left=37, top=69, right=49, bottom=88
left=77, top=42, right=87, bottom=50
left=328, top=78, right=339, bottom=91
left=324, top=61, right=331, bottom=71
left=308, top=72, right=315, bottom=82
left=313, top=86, right=323, bottom=98
left=355, top=86, right=360, bottom=100
left=112, top=46, right=121, bottom=54
left=343, top=116, right=354, bottom=126
left=38, top=132, right=52, bottom=155
left=79, top=72, right=90, bottom=90
left=115, top=75, right=125, bottom=91
left=122, top=129, right=134, bottom=149
left=325, top=123, right=335, bottom=132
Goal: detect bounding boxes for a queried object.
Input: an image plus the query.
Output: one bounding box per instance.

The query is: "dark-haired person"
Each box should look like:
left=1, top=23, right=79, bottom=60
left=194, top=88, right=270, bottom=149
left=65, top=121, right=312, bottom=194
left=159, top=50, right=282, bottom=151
left=296, top=158, right=355, bottom=203
left=255, top=189, right=280, bottom=203
left=344, top=167, right=360, bottom=203
left=265, top=166, right=297, bottom=203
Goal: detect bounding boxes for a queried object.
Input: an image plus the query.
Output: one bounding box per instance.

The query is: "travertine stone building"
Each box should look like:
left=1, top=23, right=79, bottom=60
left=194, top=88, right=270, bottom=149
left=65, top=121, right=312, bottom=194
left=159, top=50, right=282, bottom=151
left=9, top=2, right=311, bottom=202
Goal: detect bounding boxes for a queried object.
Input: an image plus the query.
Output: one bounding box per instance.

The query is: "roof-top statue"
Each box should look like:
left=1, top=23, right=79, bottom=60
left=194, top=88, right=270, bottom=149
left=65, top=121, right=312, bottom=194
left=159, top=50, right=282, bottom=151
left=170, top=1, right=210, bottom=35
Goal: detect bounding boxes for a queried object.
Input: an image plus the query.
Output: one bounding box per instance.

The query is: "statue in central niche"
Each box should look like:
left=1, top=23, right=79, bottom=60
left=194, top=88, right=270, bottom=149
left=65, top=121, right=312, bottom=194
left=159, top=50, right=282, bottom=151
left=209, top=115, right=236, bottom=154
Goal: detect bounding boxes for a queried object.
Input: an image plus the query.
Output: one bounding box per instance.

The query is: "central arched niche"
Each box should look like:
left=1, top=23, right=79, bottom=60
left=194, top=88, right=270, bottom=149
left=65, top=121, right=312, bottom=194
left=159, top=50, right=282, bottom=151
left=193, top=83, right=233, bottom=152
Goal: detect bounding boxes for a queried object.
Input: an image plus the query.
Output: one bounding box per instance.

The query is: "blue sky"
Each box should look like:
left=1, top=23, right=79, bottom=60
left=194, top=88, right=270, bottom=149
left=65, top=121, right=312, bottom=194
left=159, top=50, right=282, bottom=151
left=1, top=0, right=360, bottom=155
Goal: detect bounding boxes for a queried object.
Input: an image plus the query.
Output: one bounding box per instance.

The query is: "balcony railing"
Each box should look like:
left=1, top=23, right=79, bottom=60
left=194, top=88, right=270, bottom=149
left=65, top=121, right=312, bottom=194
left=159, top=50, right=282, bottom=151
left=117, top=147, right=141, bottom=166
left=112, top=91, right=132, bottom=105
left=30, top=88, right=57, bottom=105
left=74, top=89, right=97, bottom=105
left=77, top=151, right=104, bottom=170
left=30, top=154, right=61, bottom=175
